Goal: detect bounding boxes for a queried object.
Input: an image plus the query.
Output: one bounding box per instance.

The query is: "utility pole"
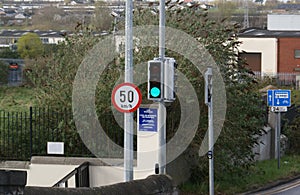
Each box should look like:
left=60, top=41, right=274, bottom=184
left=243, top=0, right=249, bottom=29
left=205, top=67, right=214, bottom=195
left=159, top=0, right=166, bottom=174
left=124, top=0, right=134, bottom=181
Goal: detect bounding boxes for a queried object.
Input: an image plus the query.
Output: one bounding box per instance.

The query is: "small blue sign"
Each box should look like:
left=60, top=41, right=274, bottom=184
left=267, top=90, right=291, bottom=107
left=138, top=108, right=158, bottom=132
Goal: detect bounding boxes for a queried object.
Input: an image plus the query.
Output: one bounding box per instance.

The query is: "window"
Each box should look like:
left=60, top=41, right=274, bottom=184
left=295, top=50, right=300, bottom=58
left=41, top=38, right=49, bottom=44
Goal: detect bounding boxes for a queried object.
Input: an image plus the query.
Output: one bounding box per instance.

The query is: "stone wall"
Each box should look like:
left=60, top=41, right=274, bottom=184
left=25, top=175, right=178, bottom=195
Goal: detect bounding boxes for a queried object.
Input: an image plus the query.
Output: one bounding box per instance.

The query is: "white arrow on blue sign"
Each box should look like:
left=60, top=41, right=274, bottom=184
left=267, top=89, right=291, bottom=107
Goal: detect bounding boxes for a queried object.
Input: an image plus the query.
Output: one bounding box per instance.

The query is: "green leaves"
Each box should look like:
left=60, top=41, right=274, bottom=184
left=17, top=33, right=44, bottom=59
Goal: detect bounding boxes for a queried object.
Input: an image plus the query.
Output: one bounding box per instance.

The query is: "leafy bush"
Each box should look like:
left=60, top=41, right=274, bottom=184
left=0, top=62, right=8, bottom=84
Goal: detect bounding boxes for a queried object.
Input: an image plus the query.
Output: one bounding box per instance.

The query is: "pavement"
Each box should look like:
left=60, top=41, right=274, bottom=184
left=240, top=174, right=300, bottom=195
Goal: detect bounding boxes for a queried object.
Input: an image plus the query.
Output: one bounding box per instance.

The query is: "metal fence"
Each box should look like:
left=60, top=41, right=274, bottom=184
left=253, top=71, right=299, bottom=87
left=0, top=107, right=124, bottom=161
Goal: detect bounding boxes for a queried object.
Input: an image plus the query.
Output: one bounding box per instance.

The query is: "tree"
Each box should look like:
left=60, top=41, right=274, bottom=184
left=133, top=6, right=265, bottom=184
left=90, top=2, right=114, bottom=31
left=0, top=61, right=8, bottom=84
left=26, top=5, right=265, bottom=187
left=17, top=32, right=44, bottom=59
left=0, top=48, right=20, bottom=59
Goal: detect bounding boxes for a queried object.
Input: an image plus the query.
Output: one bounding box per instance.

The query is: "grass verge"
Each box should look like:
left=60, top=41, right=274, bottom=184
left=0, top=86, right=37, bottom=112
left=180, top=155, right=300, bottom=195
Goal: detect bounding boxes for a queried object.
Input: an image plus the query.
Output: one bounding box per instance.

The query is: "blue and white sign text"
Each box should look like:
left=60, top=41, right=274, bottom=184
left=268, top=90, right=291, bottom=107
left=138, top=108, right=158, bottom=132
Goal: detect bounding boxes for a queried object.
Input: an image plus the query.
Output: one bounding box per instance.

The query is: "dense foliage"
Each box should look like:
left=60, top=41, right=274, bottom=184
left=134, top=6, right=265, bottom=182
left=26, top=5, right=265, bottom=185
left=17, top=33, right=44, bottom=59
left=0, top=61, right=8, bottom=84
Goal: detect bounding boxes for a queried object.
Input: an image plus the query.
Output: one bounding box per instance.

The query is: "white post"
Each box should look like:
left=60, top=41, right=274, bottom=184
left=124, top=0, right=134, bottom=181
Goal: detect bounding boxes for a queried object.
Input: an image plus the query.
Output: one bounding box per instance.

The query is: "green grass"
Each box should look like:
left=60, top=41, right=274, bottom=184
left=291, top=89, right=300, bottom=106
left=180, top=155, right=300, bottom=195
left=0, top=86, right=37, bottom=112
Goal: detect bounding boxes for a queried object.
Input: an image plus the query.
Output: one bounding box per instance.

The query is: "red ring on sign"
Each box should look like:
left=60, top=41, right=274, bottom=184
left=111, top=83, right=142, bottom=113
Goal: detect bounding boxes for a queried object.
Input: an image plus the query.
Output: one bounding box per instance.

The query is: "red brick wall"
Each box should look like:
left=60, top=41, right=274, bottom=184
left=278, top=38, right=300, bottom=73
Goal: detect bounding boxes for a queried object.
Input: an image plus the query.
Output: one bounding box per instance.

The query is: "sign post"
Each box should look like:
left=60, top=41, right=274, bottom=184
left=267, top=89, right=291, bottom=169
left=124, top=0, right=134, bottom=181
left=205, top=67, right=214, bottom=195
left=112, top=83, right=141, bottom=181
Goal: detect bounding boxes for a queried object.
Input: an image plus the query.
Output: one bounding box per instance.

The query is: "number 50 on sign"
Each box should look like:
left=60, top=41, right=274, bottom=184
left=111, top=83, right=142, bottom=113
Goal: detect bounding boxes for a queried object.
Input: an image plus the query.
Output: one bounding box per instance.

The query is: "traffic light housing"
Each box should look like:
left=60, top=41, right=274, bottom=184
left=148, top=60, right=163, bottom=101
left=164, top=58, right=177, bottom=102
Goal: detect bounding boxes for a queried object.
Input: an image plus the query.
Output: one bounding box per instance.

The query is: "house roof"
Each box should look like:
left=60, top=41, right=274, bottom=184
left=239, top=28, right=300, bottom=38
left=0, top=29, right=67, bottom=38
left=278, top=4, right=300, bottom=10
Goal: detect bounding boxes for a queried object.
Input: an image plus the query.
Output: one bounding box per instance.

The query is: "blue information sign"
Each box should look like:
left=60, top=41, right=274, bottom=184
left=138, top=108, right=158, bottom=132
left=267, top=90, right=291, bottom=107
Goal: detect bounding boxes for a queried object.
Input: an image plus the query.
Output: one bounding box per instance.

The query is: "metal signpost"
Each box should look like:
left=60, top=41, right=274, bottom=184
left=205, top=67, right=214, bottom=195
left=146, top=0, right=177, bottom=175
left=267, top=89, right=291, bottom=169
left=124, top=0, right=134, bottom=181
left=112, top=83, right=141, bottom=181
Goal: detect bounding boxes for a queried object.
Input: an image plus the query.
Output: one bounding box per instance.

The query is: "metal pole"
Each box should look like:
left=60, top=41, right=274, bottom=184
left=159, top=0, right=166, bottom=174
left=205, top=67, right=214, bottom=195
left=277, top=112, right=281, bottom=169
left=209, top=99, right=214, bottom=195
left=159, top=0, right=165, bottom=60
left=124, top=0, right=134, bottom=181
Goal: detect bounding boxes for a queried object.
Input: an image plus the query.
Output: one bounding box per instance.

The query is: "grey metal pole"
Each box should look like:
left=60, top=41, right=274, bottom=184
left=124, top=0, right=134, bottom=181
left=208, top=68, right=214, bottom=195
left=209, top=99, right=214, bottom=195
left=159, top=0, right=166, bottom=174
left=159, top=0, right=165, bottom=60
left=158, top=102, right=166, bottom=174
left=277, top=112, right=281, bottom=169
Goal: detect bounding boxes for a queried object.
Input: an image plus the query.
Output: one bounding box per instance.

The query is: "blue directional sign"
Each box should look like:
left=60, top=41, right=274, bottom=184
left=138, top=108, right=158, bottom=132
left=267, top=90, right=291, bottom=107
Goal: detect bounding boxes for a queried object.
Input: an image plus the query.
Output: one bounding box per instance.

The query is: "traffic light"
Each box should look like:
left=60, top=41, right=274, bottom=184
left=148, top=60, right=163, bottom=101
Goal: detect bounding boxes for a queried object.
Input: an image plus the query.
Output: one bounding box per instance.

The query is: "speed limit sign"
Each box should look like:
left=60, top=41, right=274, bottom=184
left=111, top=83, right=142, bottom=113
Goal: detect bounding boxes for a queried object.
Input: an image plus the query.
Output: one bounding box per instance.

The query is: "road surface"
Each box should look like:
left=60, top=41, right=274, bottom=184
left=251, top=178, right=300, bottom=195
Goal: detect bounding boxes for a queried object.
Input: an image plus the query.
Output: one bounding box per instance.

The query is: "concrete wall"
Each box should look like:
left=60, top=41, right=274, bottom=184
left=0, top=172, right=177, bottom=195
left=253, top=126, right=272, bottom=161
left=27, top=164, right=77, bottom=187
left=25, top=175, right=177, bottom=195
left=238, top=37, right=277, bottom=75
left=0, top=156, right=158, bottom=188
left=268, top=14, right=300, bottom=31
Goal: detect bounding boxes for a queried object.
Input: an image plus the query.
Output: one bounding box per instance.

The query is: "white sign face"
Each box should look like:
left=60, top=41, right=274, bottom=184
left=112, top=83, right=142, bottom=113
left=47, top=142, right=64, bottom=155
left=270, top=106, right=288, bottom=113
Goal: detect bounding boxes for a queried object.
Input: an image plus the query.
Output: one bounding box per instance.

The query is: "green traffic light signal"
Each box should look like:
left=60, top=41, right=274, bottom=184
left=148, top=60, right=163, bottom=100
left=150, top=87, right=161, bottom=97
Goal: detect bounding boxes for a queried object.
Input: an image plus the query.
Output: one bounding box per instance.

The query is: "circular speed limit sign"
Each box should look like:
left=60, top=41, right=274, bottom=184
left=111, top=83, right=142, bottom=113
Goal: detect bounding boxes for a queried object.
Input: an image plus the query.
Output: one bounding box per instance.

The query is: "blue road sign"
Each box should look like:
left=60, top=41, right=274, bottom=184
left=138, top=108, right=158, bottom=132
left=267, top=90, right=291, bottom=107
